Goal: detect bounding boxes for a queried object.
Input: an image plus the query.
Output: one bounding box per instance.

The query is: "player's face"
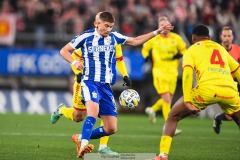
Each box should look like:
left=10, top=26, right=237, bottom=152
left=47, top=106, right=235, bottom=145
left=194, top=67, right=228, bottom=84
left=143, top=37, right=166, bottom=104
left=220, top=30, right=234, bottom=46
left=96, top=20, right=114, bottom=37
left=158, top=20, right=171, bottom=36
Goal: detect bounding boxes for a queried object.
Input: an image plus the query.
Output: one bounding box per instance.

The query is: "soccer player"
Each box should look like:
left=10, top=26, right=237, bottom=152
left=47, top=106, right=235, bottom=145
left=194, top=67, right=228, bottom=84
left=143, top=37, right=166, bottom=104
left=142, top=16, right=186, bottom=135
left=50, top=44, right=131, bottom=155
left=155, top=24, right=240, bottom=160
left=59, top=11, right=173, bottom=158
left=213, top=26, right=240, bottom=134
left=51, top=12, right=131, bottom=155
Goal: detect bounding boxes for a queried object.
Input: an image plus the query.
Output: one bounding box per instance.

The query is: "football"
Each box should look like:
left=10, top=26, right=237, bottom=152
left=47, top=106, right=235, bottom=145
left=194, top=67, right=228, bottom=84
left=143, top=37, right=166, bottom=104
left=119, top=89, right=140, bottom=109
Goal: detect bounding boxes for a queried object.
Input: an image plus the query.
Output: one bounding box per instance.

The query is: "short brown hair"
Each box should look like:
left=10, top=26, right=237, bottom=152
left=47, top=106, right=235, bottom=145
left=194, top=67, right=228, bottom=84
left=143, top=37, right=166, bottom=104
left=99, top=11, right=115, bottom=23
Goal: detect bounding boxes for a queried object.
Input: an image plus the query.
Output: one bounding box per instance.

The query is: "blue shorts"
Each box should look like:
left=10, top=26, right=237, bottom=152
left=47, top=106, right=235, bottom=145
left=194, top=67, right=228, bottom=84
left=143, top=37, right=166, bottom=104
left=81, top=80, right=118, bottom=117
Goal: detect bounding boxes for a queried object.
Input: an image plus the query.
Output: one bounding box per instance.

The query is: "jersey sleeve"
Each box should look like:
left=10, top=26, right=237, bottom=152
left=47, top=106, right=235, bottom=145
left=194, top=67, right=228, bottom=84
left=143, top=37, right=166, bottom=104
left=182, top=49, right=194, bottom=69
left=70, top=29, right=93, bottom=49
left=112, top=31, right=128, bottom=44
left=115, top=45, right=128, bottom=77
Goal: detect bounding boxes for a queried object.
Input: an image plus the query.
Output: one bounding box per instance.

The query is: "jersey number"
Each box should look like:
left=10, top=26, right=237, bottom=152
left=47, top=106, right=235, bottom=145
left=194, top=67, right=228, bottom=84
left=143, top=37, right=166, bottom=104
left=210, top=49, right=225, bottom=68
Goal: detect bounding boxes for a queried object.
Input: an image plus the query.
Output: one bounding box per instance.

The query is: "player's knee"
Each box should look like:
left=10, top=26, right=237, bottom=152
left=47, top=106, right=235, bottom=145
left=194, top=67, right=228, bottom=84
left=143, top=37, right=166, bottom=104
left=105, top=127, right=117, bottom=135
left=73, top=115, right=86, bottom=122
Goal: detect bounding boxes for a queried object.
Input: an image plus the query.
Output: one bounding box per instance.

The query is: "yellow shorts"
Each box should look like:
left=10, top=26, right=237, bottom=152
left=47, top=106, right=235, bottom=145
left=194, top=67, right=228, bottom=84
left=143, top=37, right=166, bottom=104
left=153, top=71, right=177, bottom=95
left=72, top=80, right=86, bottom=110
left=190, top=85, right=240, bottom=115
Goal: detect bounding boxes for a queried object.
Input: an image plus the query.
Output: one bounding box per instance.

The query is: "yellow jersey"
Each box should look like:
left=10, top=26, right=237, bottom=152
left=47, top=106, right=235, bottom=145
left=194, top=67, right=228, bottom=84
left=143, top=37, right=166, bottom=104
left=142, top=32, right=187, bottom=75
left=183, top=39, right=240, bottom=101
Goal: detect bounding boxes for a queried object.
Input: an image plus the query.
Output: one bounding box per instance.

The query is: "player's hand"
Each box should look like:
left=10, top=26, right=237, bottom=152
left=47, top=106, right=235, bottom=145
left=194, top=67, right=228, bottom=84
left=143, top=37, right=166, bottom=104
left=184, top=102, right=200, bottom=117
left=172, top=53, right=183, bottom=60
left=74, top=61, right=84, bottom=71
left=156, top=23, right=174, bottom=34
left=123, top=76, right=132, bottom=87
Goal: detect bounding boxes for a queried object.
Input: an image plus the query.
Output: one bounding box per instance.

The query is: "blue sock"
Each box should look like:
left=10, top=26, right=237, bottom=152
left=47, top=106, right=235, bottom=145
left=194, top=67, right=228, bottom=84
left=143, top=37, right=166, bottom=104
left=90, top=126, right=108, bottom=139
left=81, top=116, right=96, bottom=140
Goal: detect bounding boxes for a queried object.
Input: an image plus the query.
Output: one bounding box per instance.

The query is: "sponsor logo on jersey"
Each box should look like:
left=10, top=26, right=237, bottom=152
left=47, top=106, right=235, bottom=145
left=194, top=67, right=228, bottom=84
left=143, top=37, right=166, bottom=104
left=88, top=45, right=114, bottom=53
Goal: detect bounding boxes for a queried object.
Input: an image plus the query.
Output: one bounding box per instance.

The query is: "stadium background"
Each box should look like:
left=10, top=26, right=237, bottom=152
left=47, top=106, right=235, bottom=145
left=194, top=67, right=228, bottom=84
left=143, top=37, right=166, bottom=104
left=0, top=0, right=240, bottom=116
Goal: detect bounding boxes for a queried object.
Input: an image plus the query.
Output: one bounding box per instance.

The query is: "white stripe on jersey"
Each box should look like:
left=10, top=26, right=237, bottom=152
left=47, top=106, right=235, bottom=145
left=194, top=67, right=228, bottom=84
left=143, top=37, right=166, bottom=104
left=104, top=37, right=112, bottom=83
left=81, top=81, right=91, bottom=101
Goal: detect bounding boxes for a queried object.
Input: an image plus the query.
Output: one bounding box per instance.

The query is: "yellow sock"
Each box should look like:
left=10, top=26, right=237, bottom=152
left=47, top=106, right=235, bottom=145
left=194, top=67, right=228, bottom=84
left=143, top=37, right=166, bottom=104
left=99, top=120, right=109, bottom=147
left=162, top=101, right=171, bottom=121
left=152, top=99, right=164, bottom=112
left=60, top=107, right=74, bottom=121
left=159, top=135, right=172, bottom=154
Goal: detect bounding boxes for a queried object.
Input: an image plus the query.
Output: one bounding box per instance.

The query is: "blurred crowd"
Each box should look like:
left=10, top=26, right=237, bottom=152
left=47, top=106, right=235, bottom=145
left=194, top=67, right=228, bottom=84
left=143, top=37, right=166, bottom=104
left=1, top=0, right=240, bottom=48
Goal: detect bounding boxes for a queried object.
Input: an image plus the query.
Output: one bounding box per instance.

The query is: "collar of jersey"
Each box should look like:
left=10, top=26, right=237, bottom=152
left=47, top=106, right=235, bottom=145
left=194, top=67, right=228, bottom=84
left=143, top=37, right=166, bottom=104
left=94, top=28, right=103, bottom=37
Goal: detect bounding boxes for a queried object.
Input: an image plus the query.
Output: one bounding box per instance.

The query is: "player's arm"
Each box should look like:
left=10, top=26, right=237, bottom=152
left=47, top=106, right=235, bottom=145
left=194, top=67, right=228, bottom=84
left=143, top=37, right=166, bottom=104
left=173, top=36, right=187, bottom=60
left=125, top=24, right=174, bottom=46
left=141, top=40, right=152, bottom=62
left=60, top=43, right=84, bottom=71
left=182, top=66, right=194, bottom=102
left=182, top=52, right=194, bottom=102
left=116, top=45, right=132, bottom=87
left=228, top=52, right=240, bottom=83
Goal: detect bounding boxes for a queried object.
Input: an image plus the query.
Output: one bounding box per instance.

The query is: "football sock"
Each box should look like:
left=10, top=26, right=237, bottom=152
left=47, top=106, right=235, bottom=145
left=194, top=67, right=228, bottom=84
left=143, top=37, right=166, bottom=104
left=81, top=116, right=96, bottom=140
left=160, top=135, right=172, bottom=154
left=217, top=113, right=228, bottom=121
left=90, top=126, right=108, bottom=139
left=81, top=139, right=89, bottom=149
left=99, top=144, right=107, bottom=150
left=152, top=99, right=163, bottom=112
left=162, top=100, right=171, bottom=121
left=60, top=107, right=74, bottom=121
left=99, top=121, right=110, bottom=146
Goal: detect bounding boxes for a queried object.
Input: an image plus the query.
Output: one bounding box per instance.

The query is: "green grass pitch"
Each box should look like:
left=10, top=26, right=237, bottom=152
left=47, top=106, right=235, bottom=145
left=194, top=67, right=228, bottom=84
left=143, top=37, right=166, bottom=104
left=0, top=113, right=239, bottom=160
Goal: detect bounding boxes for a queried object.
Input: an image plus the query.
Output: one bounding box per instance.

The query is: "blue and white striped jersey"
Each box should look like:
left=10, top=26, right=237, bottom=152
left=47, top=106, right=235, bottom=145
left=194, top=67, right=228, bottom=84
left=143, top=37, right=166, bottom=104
left=70, top=28, right=128, bottom=83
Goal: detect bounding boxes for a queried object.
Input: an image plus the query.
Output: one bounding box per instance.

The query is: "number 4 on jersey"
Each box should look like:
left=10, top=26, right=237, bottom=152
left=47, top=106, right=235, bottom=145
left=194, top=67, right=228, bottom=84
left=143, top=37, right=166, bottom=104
left=210, top=49, right=225, bottom=68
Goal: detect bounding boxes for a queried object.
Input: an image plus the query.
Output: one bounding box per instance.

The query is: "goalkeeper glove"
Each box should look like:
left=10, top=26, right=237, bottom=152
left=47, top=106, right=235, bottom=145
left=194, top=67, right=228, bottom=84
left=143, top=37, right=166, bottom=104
left=144, top=56, right=150, bottom=62
left=172, top=53, right=183, bottom=59
left=76, top=73, right=82, bottom=83
left=123, top=76, right=132, bottom=87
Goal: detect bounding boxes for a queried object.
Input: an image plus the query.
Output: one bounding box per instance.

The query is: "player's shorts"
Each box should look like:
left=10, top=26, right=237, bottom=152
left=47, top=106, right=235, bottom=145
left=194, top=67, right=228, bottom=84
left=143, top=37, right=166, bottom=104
left=190, top=84, right=240, bottom=115
left=72, top=81, right=86, bottom=110
left=81, top=80, right=118, bottom=117
left=153, top=70, right=178, bottom=95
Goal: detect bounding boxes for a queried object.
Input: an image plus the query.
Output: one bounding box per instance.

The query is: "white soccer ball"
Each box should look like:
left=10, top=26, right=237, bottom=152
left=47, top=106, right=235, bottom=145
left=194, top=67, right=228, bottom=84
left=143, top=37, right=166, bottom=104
left=119, top=89, right=140, bottom=109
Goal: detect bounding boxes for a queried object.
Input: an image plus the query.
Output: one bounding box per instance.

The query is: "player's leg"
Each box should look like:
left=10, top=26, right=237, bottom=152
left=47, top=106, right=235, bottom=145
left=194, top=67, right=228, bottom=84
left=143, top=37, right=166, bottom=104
left=145, top=76, right=165, bottom=123
left=51, top=80, right=86, bottom=124
left=161, top=93, right=171, bottom=121
left=98, top=121, right=118, bottom=155
left=167, top=78, right=182, bottom=136
left=77, top=100, right=98, bottom=158
left=158, top=97, right=199, bottom=159
left=89, top=84, right=118, bottom=139
left=231, top=111, right=240, bottom=129
left=215, top=87, right=240, bottom=134
left=213, top=112, right=232, bottom=134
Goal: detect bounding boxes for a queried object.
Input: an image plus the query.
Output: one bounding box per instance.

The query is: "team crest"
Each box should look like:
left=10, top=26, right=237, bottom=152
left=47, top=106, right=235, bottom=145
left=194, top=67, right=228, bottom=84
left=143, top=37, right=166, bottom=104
left=106, top=36, right=112, bottom=44
left=92, top=91, right=97, bottom=98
